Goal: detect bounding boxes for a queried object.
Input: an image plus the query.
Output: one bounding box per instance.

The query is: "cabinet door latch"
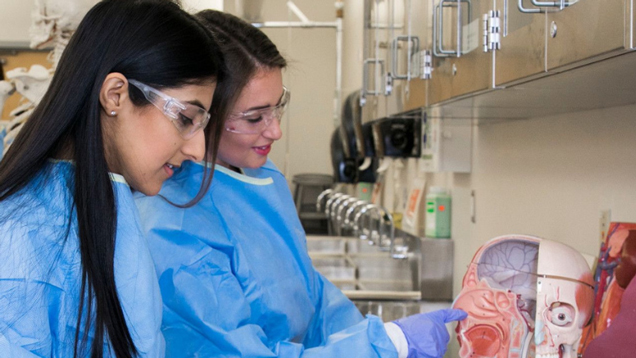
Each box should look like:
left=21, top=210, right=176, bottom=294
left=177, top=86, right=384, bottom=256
left=483, top=10, right=501, bottom=53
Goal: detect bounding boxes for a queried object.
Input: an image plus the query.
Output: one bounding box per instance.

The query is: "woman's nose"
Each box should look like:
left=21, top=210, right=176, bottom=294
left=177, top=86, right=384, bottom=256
left=262, top=118, right=283, bottom=141
left=181, top=129, right=206, bottom=162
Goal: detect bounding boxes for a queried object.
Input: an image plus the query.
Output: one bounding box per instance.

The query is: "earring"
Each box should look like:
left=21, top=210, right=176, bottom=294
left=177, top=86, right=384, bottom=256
left=110, top=110, right=117, bottom=116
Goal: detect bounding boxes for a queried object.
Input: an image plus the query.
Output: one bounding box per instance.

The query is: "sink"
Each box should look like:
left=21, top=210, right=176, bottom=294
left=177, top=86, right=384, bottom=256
left=307, top=234, right=422, bottom=301
left=307, top=233, right=455, bottom=302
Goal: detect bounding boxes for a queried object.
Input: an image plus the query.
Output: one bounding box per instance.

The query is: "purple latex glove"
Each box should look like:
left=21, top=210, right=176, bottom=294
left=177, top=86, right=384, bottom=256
left=393, top=308, right=468, bottom=358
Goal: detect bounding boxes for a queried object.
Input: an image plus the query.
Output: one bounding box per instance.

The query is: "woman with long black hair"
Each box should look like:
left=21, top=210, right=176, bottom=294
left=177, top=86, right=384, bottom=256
left=0, top=0, right=225, bottom=357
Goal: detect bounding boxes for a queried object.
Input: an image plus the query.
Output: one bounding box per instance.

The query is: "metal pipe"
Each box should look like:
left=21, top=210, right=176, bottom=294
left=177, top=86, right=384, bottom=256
left=456, top=0, right=462, bottom=58
left=252, top=0, right=344, bottom=130
left=334, top=2, right=344, bottom=128
left=287, top=1, right=310, bottom=23
left=252, top=21, right=339, bottom=28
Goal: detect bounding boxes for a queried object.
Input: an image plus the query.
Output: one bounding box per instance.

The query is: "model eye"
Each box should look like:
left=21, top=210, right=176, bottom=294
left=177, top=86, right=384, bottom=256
left=549, top=303, right=574, bottom=327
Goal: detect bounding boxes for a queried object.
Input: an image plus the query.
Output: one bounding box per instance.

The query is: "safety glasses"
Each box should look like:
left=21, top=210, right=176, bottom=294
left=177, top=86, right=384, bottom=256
left=128, top=79, right=210, bottom=140
left=225, top=86, right=290, bottom=134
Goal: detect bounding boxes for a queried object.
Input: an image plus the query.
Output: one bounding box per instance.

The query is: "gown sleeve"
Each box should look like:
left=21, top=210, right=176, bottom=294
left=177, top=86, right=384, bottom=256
left=138, top=203, right=398, bottom=358
left=0, top=214, right=69, bottom=357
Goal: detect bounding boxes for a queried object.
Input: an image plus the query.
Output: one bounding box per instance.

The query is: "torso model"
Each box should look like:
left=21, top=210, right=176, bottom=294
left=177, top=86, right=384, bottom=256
left=581, top=229, right=636, bottom=357
left=0, top=160, right=164, bottom=357
left=135, top=160, right=398, bottom=357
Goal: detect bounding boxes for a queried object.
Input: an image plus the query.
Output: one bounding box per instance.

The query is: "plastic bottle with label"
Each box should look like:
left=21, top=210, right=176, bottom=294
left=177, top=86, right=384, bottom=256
left=425, top=187, right=451, bottom=238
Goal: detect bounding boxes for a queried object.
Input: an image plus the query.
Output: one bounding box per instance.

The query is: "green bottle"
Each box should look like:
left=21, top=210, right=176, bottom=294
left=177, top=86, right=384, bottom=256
left=425, top=187, right=451, bottom=238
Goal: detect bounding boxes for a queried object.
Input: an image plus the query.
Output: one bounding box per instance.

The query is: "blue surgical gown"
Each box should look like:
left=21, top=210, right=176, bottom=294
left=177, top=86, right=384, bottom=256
left=135, top=160, right=398, bottom=357
left=0, top=160, right=165, bottom=357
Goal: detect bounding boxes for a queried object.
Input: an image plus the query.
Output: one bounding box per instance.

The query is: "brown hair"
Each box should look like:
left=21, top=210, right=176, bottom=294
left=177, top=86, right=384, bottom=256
left=196, top=9, right=287, bottom=155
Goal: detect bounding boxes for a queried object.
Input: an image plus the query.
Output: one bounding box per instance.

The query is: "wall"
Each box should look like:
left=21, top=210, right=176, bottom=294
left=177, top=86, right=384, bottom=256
left=0, top=0, right=34, bottom=46
left=0, top=0, right=221, bottom=46
left=182, top=0, right=223, bottom=12
left=433, top=107, right=636, bottom=358
left=423, top=105, right=636, bottom=297
left=332, top=1, right=636, bottom=298
left=223, top=0, right=341, bottom=180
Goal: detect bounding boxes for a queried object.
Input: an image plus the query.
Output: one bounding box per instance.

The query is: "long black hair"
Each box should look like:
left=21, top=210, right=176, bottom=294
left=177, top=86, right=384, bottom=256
left=195, top=10, right=287, bottom=159
left=0, top=0, right=223, bottom=357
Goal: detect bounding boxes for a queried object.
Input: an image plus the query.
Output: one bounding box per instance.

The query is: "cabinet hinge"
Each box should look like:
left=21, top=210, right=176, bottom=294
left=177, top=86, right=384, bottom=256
left=385, top=73, right=394, bottom=95
left=419, top=50, right=433, bottom=80
left=483, top=10, right=501, bottom=53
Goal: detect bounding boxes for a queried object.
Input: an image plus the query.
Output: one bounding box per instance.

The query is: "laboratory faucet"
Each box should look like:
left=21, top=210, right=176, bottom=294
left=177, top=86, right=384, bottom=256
left=334, top=197, right=359, bottom=236
left=364, top=205, right=392, bottom=251
left=329, top=194, right=350, bottom=221
left=344, top=200, right=368, bottom=231
left=316, top=189, right=333, bottom=212
left=324, top=192, right=345, bottom=216
left=353, top=203, right=376, bottom=241
left=328, top=194, right=351, bottom=235
left=378, top=207, right=395, bottom=252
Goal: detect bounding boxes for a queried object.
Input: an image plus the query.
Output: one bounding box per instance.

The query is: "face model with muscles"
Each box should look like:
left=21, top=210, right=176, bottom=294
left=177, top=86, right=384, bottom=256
left=453, top=235, right=594, bottom=358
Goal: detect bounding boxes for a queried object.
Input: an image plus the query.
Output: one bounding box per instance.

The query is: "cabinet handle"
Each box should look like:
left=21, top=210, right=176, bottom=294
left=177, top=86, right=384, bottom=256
left=391, top=36, right=420, bottom=80
left=433, top=0, right=472, bottom=58
left=361, top=58, right=385, bottom=106
left=518, top=0, right=574, bottom=14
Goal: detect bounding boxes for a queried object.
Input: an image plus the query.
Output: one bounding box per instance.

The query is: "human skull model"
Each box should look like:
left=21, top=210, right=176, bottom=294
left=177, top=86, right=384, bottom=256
left=533, top=239, right=594, bottom=358
left=453, top=235, right=594, bottom=358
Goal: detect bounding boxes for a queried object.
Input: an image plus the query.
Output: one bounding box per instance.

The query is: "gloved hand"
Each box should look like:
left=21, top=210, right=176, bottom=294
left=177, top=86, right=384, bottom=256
left=393, top=308, right=468, bottom=358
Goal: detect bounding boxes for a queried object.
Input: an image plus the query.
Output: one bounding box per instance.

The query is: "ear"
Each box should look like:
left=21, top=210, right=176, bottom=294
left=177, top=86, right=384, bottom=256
left=99, top=72, right=129, bottom=116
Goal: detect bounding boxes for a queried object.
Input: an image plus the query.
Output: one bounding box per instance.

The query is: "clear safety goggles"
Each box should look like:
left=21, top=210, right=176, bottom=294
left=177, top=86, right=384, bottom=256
left=225, top=86, right=290, bottom=134
left=128, top=79, right=210, bottom=140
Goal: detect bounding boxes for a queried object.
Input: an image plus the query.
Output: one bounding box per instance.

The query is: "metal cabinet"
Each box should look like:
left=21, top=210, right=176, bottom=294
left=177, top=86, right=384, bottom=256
left=404, top=0, right=436, bottom=111
left=547, top=0, right=626, bottom=71
left=450, top=0, right=492, bottom=97
left=361, top=0, right=408, bottom=122
left=377, top=0, right=636, bottom=123
left=493, top=0, right=546, bottom=86
left=406, top=0, right=491, bottom=110
left=363, top=0, right=433, bottom=118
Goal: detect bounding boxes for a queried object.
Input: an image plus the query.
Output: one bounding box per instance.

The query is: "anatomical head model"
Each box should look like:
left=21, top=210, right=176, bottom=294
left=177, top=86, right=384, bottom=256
left=452, top=235, right=594, bottom=358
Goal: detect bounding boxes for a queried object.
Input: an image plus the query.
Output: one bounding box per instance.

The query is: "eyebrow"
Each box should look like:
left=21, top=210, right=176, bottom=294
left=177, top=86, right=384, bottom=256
left=244, top=104, right=271, bottom=112
left=242, top=89, right=286, bottom=112
left=185, top=99, right=206, bottom=110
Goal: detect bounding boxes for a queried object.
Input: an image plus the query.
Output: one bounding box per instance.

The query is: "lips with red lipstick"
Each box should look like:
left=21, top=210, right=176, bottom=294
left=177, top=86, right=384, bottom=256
left=253, top=144, right=271, bottom=156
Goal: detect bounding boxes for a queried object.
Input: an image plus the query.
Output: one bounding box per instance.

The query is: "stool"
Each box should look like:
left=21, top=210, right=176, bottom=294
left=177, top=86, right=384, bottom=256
left=292, top=173, right=333, bottom=235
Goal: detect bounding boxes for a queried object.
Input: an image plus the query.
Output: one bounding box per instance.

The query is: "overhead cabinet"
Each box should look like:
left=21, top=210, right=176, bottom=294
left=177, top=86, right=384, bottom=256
left=436, top=0, right=493, bottom=98
left=546, top=0, right=626, bottom=71
left=370, top=0, right=636, bottom=121
left=362, top=0, right=436, bottom=119
left=494, top=0, right=546, bottom=86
